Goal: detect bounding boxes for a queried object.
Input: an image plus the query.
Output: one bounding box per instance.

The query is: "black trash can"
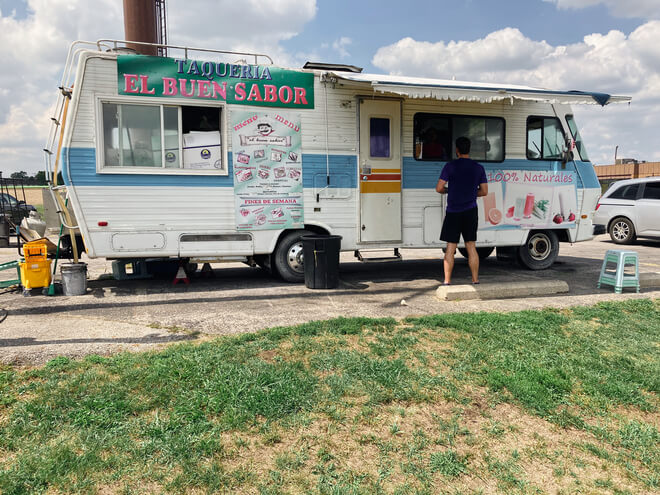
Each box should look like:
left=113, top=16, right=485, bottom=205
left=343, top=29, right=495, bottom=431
left=301, top=235, right=342, bottom=289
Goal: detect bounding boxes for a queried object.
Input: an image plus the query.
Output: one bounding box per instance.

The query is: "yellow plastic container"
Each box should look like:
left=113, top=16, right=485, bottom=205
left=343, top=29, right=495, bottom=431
left=19, top=259, right=52, bottom=289
left=23, top=241, right=48, bottom=261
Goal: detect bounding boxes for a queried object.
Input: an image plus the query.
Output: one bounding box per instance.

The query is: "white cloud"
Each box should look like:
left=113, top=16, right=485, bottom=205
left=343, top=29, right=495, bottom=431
left=372, top=23, right=660, bottom=164
left=543, top=0, right=660, bottom=19
left=0, top=0, right=124, bottom=175
left=332, top=37, right=352, bottom=59
left=167, top=0, right=316, bottom=66
left=0, top=0, right=317, bottom=175
left=375, top=29, right=553, bottom=77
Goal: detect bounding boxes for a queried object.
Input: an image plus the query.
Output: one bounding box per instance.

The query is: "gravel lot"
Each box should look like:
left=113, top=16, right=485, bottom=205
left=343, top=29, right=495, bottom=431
left=1, top=234, right=658, bottom=366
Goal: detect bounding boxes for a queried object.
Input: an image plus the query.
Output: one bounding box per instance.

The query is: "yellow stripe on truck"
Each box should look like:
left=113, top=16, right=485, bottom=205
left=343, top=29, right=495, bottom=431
left=360, top=182, right=402, bottom=193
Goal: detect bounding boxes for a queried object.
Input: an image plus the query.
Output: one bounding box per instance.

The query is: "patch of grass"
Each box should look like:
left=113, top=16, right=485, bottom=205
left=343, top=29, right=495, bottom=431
left=0, top=301, right=658, bottom=493
left=407, top=299, right=659, bottom=416
left=429, top=450, right=468, bottom=477
left=580, top=442, right=611, bottom=460
left=275, top=448, right=308, bottom=471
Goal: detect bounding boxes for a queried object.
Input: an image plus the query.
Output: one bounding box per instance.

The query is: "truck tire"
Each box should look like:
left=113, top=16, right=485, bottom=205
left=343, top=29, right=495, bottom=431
left=518, top=230, right=559, bottom=270
left=609, top=217, right=636, bottom=244
left=458, top=246, right=495, bottom=259
left=273, top=230, right=312, bottom=283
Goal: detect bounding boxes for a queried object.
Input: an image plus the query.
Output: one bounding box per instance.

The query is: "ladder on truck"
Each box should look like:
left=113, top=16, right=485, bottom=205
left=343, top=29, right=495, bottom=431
left=42, top=42, right=93, bottom=265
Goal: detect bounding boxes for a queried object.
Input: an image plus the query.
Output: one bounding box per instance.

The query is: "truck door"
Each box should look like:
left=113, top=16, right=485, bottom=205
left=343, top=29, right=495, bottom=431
left=358, top=99, right=402, bottom=242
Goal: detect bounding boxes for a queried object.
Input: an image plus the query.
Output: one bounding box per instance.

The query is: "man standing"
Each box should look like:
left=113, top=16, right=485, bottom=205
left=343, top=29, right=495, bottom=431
left=435, top=136, right=489, bottom=285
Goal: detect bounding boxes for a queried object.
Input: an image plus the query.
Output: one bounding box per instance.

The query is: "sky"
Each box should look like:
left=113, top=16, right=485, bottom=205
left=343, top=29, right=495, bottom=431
left=1, top=0, right=659, bottom=176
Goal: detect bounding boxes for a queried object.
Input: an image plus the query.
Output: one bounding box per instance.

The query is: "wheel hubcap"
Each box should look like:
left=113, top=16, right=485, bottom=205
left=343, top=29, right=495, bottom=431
left=287, top=242, right=304, bottom=273
left=528, top=234, right=551, bottom=261
left=613, top=222, right=629, bottom=241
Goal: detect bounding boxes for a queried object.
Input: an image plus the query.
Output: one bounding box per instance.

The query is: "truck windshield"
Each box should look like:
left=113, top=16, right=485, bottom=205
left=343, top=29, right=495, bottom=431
left=566, top=115, right=589, bottom=162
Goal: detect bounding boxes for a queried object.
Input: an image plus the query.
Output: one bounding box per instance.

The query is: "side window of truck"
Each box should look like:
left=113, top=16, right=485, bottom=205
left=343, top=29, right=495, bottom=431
left=101, top=102, right=224, bottom=173
left=413, top=114, right=504, bottom=162
left=526, top=117, right=565, bottom=160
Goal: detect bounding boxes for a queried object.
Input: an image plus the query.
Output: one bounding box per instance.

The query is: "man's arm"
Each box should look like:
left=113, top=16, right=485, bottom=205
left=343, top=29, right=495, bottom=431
left=436, top=178, right=448, bottom=194
left=477, top=182, right=489, bottom=197
left=476, top=166, right=488, bottom=197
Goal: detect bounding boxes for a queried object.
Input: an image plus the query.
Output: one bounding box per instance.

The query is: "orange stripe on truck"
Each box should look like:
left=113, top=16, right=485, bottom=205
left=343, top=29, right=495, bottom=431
left=360, top=181, right=402, bottom=193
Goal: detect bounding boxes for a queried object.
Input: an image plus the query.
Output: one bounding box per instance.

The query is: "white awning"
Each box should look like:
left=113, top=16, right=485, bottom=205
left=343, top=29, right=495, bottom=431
left=328, top=72, right=631, bottom=106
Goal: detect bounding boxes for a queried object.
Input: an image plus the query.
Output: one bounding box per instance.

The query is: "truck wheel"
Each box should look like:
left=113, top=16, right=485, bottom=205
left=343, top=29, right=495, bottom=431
left=518, top=230, right=559, bottom=270
left=609, top=217, right=636, bottom=244
left=273, top=230, right=312, bottom=283
left=458, top=247, right=495, bottom=259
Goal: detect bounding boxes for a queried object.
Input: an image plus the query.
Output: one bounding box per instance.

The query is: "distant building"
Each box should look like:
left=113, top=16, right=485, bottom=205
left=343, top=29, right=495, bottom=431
left=595, top=161, right=660, bottom=188
left=615, top=158, right=646, bottom=165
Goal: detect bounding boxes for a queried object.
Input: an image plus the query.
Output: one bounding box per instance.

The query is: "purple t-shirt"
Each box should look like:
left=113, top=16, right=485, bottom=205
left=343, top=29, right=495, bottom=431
left=439, top=158, right=487, bottom=213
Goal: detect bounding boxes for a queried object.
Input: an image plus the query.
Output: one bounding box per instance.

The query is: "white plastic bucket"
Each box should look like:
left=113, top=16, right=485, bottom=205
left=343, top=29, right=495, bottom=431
left=61, top=262, right=87, bottom=296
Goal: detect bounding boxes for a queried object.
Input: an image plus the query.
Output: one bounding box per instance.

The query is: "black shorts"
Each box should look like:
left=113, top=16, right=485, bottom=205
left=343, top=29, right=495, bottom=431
left=440, top=207, right=478, bottom=244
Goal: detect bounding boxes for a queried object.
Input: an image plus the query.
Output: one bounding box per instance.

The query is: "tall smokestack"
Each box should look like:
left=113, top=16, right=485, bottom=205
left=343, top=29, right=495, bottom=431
left=123, top=0, right=159, bottom=56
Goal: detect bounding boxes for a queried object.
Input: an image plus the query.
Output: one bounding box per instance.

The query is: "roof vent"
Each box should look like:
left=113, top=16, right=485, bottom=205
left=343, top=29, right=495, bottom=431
left=303, top=62, right=363, bottom=73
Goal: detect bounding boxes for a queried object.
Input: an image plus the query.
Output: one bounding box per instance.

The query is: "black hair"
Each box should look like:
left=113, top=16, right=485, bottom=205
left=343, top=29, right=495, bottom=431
left=455, top=136, right=471, bottom=154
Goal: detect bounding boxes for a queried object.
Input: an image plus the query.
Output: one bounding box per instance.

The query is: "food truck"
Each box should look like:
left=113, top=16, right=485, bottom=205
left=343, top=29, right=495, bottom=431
left=45, top=40, right=631, bottom=281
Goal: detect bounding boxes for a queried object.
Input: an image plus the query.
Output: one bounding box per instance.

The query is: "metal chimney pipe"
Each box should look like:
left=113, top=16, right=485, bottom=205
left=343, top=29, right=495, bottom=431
left=123, top=0, right=158, bottom=56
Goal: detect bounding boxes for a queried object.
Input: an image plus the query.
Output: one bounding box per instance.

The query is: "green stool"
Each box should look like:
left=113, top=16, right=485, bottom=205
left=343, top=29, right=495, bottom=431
left=597, top=250, right=640, bottom=294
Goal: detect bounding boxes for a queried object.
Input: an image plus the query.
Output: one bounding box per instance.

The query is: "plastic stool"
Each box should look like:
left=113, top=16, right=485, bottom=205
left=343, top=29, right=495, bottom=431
left=597, top=250, right=640, bottom=294
left=111, top=259, right=152, bottom=281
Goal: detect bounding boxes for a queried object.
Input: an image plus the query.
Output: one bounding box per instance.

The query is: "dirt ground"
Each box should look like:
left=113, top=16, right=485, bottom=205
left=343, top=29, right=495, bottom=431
left=0, top=235, right=658, bottom=366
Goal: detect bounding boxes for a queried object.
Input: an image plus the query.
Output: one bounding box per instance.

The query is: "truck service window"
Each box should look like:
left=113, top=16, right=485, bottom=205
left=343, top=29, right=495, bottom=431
left=527, top=117, right=565, bottom=160
left=101, top=102, right=224, bottom=173
left=414, top=114, right=504, bottom=162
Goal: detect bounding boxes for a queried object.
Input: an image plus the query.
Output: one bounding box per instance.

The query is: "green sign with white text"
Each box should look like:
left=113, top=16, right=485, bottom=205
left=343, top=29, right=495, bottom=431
left=117, top=55, right=314, bottom=109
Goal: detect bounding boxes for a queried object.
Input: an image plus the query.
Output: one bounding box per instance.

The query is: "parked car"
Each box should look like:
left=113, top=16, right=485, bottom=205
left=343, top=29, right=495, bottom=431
left=0, top=192, right=36, bottom=226
left=594, top=177, right=660, bottom=244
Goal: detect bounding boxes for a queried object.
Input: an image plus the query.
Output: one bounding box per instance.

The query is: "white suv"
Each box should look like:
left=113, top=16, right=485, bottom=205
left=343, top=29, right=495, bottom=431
left=594, top=177, right=660, bottom=244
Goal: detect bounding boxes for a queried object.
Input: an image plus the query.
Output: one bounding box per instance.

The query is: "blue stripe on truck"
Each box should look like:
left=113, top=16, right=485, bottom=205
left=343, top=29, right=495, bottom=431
left=64, top=147, right=598, bottom=190
left=64, top=147, right=358, bottom=188
left=401, top=158, right=599, bottom=189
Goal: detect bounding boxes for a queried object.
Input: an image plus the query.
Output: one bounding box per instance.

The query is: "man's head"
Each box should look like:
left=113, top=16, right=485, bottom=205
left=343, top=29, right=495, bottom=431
left=455, top=136, right=471, bottom=155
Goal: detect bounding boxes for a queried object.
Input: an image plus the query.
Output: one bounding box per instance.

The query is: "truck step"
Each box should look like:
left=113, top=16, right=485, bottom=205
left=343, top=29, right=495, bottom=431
left=354, top=248, right=402, bottom=263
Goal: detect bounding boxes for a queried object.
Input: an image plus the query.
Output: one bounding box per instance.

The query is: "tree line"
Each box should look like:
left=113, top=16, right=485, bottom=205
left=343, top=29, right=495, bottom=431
left=7, top=171, right=63, bottom=185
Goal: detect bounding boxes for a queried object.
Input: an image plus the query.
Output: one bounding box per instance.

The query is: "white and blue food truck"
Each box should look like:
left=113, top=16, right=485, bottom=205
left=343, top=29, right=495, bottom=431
left=45, top=40, right=630, bottom=281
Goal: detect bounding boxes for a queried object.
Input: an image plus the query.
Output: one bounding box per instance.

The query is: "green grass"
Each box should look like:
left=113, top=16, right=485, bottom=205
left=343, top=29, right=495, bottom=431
left=0, top=302, right=658, bottom=494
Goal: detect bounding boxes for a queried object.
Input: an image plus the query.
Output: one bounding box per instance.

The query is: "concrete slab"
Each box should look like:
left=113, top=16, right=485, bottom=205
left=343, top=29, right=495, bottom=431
left=0, top=234, right=659, bottom=365
left=640, top=272, right=660, bottom=288
left=436, top=280, right=570, bottom=301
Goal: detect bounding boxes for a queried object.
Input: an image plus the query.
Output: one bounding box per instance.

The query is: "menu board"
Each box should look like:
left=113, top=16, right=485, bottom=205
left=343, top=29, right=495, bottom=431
left=231, top=111, right=304, bottom=230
